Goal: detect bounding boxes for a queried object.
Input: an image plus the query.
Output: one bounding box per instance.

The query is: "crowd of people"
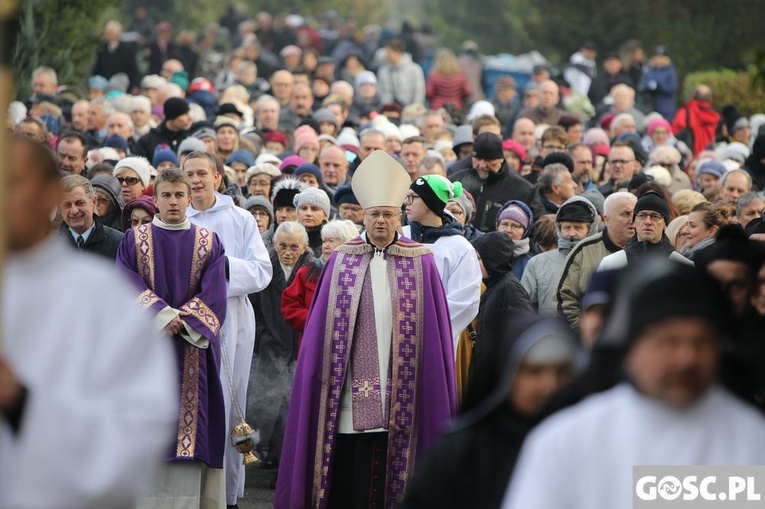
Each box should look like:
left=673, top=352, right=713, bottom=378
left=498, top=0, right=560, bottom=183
left=3, top=5, right=765, bottom=509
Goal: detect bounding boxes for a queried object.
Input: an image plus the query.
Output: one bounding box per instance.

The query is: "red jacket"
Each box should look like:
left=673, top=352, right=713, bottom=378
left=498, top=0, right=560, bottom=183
left=281, top=264, right=319, bottom=352
left=672, top=99, right=720, bottom=156
left=426, top=72, right=472, bottom=111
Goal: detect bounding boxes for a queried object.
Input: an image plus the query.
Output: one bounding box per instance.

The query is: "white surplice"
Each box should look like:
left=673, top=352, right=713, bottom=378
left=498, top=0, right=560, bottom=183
left=502, top=384, right=765, bottom=509
left=401, top=226, right=481, bottom=353
left=188, top=193, right=273, bottom=504
left=0, top=237, right=178, bottom=509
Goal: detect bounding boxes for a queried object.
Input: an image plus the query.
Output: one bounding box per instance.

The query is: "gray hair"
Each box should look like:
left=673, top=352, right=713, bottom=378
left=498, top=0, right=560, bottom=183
left=91, top=98, right=115, bottom=117
left=538, top=163, right=569, bottom=195
left=603, top=191, right=637, bottom=217
left=60, top=175, right=95, bottom=199
left=33, top=66, right=58, bottom=86
left=255, top=94, right=279, bottom=112
left=359, top=128, right=384, bottom=143
left=611, top=113, right=635, bottom=131
left=736, top=191, right=765, bottom=217
left=274, top=221, right=308, bottom=245
left=237, top=60, right=257, bottom=75
left=321, top=220, right=359, bottom=243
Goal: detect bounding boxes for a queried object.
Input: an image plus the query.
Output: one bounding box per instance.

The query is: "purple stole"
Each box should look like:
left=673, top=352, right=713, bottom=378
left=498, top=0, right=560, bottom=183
left=313, top=238, right=432, bottom=508
left=116, top=223, right=228, bottom=468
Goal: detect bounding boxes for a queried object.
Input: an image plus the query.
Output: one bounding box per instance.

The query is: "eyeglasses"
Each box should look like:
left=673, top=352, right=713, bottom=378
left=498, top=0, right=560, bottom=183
left=608, top=159, right=635, bottom=166
left=95, top=195, right=112, bottom=205
left=117, top=176, right=141, bottom=186
left=364, top=211, right=399, bottom=220
left=635, top=212, right=664, bottom=222
left=403, top=194, right=421, bottom=205
left=276, top=243, right=303, bottom=252
left=252, top=210, right=270, bottom=218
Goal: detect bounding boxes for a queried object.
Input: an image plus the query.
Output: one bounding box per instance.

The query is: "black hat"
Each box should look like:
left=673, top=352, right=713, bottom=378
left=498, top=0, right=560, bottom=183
left=472, top=132, right=503, bottom=160
left=163, top=97, right=190, bottom=121
left=558, top=200, right=595, bottom=224
left=581, top=39, right=597, bottom=51
left=543, top=152, right=574, bottom=173
left=603, top=52, right=621, bottom=61
left=633, top=191, right=669, bottom=223
left=334, top=184, right=359, bottom=205
left=627, top=172, right=653, bottom=193
left=218, top=102, right=244, bottom=118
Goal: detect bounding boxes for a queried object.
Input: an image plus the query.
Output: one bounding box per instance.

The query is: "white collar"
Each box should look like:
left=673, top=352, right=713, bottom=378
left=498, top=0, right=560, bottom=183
left=151, top=215, right=191, bottom=230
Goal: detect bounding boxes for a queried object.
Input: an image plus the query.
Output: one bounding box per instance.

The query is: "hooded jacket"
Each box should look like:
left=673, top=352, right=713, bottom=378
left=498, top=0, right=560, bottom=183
left=495, top=200, right=536, bottom=279
left=452, top=160, right=545, bottom=233
left=470, top=232, right=533, bottom=343
left=554, top=227, right=623, bottom=330
left=521, top=196, right=598, bottom=314
left=403, top=213, right=483, bottom=347
left=187, top=90, right=218, bottom=121
left=90, top=175, right=125, bottom=231
left=402, top=316, right=576, bottom=509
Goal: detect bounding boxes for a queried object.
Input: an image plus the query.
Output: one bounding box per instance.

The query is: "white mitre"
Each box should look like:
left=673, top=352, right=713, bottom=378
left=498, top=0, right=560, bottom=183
left=351, top=150, right=411, bottom=210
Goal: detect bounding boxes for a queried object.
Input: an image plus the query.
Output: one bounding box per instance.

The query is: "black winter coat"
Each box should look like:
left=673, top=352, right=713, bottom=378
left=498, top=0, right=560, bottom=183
left=133, top=123, right=189, bottom=159
left=59, top=215, right=124, bottom=260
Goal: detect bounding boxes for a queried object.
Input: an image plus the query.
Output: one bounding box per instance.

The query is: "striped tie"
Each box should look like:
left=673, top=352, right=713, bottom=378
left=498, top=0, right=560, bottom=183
left=76, top=235, right=85, bottom=250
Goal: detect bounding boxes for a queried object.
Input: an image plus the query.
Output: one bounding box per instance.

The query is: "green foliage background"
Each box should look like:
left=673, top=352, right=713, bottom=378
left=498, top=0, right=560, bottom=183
left=14, top=0, right=121, bottom=100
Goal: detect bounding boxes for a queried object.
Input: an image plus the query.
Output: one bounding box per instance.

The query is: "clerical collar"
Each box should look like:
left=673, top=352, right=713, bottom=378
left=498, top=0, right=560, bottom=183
left=365, top=232, right=399, bottom=257
left=152, top=215, right=191, bottom=230
left=69, top=223, right=95, bottom=244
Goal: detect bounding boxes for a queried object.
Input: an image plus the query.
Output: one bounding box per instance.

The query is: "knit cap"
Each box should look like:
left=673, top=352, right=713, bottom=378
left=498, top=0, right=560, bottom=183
left=293, top=187, right=331, bottom=217
left=163, top=97, right=190, bottom=121
left=294, top=126, right=320, bottom=153
left=152, top=145, right=179, bottom=168
left=409, top=175, right=463, bottom=216
left=634, top=191, right=670, bottom=224
left=225, top=149, right=255, bottom=168
left=114, top=156, right=153, bottom=188
left=497, top=203, right=530, bottom=230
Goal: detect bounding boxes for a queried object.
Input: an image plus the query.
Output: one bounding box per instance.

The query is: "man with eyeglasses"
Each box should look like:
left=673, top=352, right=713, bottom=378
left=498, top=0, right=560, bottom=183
left=599, top=142, right=641, bottom=198
left=598, top=191, right=692, bottom=270
left=276, top=151, right=456, bottom=508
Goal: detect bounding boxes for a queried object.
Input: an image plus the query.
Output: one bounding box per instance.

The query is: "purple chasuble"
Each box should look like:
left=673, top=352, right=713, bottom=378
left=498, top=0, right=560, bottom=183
left=275, top=235, right=457, bottom=509
left=116, top=223, right=228, bottom=468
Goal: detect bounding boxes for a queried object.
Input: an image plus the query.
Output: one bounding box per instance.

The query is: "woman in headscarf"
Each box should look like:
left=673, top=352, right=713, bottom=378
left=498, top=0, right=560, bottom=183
left=496, top=200, right=535, bottom=279
left=90, top=174, right=124, bottom=231
left=402, top=315, right=577, bottom=509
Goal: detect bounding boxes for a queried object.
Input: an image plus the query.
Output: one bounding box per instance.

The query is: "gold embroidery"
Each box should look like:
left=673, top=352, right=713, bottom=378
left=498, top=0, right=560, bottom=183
left=136, top=289, right=161, bottom=311
left=180, top=297, right=221, bottom=336
left=134, top=224, right=155, bottom=289
left=176, top=345, right=200, bottom=458
left=188, top=226, right=213, bottom=297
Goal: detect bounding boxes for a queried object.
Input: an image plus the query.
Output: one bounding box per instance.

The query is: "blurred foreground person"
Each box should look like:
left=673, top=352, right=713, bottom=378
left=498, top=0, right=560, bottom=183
left=0, top=136, right=177, bottom=508
left=402, top=316, right=576, bottom=509
left=275, top=151, right=456, bottom=508
left=503, top=257, right=765, bottom=509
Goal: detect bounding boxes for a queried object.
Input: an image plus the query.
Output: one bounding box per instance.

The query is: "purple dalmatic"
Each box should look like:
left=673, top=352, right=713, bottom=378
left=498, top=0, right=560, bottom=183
left=275, top=236, right=457, bottom=509
left=116, top=221, right=228, bottom=469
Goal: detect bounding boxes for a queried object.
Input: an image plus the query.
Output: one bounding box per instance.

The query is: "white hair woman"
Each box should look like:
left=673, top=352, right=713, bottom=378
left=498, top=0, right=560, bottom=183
left=281, top=219, right=359, bottom=351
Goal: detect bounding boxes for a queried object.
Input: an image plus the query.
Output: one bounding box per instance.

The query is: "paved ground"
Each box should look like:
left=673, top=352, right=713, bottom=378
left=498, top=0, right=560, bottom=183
left=239, top=464, right=277, bottom=509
